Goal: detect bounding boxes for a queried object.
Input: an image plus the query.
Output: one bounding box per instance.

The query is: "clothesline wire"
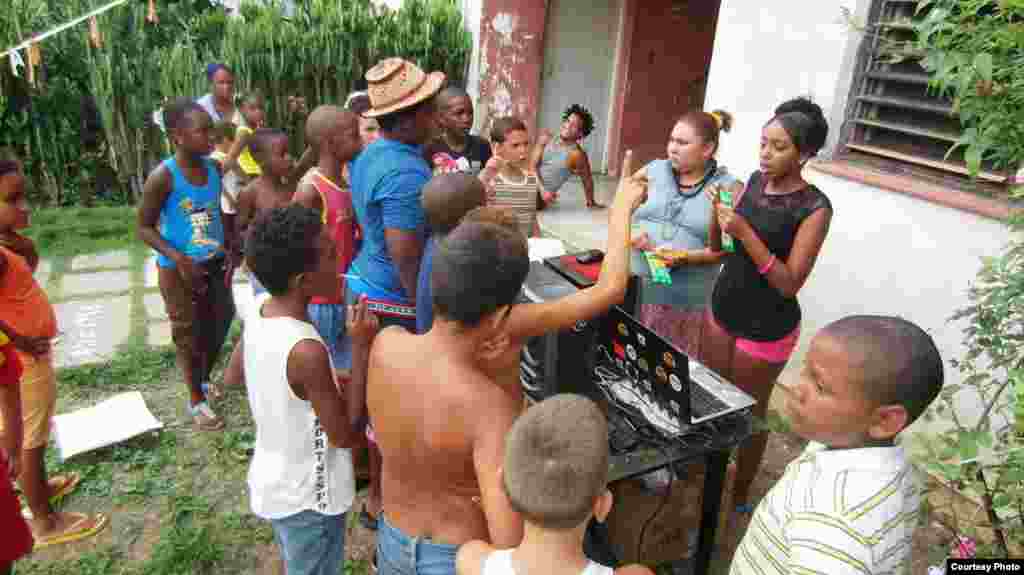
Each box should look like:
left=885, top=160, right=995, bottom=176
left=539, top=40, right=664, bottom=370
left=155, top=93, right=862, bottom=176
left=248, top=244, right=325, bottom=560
left=0, top=0, right=130, bottom=60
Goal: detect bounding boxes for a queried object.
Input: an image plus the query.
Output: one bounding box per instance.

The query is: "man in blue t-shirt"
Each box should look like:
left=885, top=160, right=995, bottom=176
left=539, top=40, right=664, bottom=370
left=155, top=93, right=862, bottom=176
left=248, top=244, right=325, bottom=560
left=347, top=58, right=445, bottom=333
left=344, top=58, right=445, bottom=533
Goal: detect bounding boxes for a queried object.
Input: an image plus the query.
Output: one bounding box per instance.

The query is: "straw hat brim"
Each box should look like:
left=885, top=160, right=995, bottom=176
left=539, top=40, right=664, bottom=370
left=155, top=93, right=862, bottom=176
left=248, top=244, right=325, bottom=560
left=364, top=71, right=446, bottom=118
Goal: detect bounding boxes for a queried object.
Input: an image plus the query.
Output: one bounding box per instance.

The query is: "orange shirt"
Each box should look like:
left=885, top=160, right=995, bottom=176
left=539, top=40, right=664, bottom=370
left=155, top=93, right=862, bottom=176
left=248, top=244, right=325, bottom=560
left=0, top=246, right=57, bottom=346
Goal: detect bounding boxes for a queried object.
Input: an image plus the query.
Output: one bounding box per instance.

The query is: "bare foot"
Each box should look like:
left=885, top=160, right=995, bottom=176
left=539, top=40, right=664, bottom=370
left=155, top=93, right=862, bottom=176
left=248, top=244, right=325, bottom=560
left=586, top=201, right=606, bottom=209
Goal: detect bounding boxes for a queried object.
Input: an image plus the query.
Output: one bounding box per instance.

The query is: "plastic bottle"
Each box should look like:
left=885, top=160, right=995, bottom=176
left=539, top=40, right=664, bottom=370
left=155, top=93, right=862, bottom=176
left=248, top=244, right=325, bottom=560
left=718, top=187, right=735, bottom=253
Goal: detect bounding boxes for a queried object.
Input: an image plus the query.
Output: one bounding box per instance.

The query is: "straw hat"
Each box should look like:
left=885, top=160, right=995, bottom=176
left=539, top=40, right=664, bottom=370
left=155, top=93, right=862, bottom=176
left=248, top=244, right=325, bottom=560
left=364, top=58, right=446, bottom=118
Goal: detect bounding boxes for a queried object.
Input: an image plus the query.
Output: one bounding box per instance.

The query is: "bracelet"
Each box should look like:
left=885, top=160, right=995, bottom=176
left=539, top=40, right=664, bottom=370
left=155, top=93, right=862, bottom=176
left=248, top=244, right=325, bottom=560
left=758, top=254, right=777, bottom=275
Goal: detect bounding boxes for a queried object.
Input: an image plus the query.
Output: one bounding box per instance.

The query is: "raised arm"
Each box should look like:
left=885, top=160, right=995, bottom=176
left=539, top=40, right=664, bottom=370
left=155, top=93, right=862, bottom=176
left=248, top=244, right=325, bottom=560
left=223, top=129, right=254, bottom=176
left=503, top=150, right=646, bottom=342
left=529, top=129, right=552, bottom=175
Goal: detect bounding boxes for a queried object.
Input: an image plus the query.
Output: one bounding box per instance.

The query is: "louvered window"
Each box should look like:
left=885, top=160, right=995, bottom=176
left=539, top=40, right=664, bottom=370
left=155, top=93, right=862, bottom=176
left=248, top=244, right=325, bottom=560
left=839, top=0, right=1006, bottom=185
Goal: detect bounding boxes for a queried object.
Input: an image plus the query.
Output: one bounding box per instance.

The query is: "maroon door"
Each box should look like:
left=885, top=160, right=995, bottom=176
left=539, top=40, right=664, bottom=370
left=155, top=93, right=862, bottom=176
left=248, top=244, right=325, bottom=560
left=614, top=0, right=722, bottom=171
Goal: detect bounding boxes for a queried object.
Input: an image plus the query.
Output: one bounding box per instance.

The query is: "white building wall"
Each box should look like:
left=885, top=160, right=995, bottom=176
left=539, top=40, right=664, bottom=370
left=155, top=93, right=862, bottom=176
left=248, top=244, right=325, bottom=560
left=702, top=0, right=1013, bottom=433
left=703, top=0, right=866, bottom=177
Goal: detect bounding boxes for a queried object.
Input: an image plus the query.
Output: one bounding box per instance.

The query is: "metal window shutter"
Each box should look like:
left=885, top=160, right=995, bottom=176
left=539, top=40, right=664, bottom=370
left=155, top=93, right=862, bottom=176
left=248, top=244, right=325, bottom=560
left=843, top=0, right=1006, bottom=183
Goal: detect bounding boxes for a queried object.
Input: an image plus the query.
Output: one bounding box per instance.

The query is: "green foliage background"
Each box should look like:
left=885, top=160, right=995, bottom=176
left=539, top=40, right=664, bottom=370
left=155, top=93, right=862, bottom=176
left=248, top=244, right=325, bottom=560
left=0, top=0, right=471, bottom=206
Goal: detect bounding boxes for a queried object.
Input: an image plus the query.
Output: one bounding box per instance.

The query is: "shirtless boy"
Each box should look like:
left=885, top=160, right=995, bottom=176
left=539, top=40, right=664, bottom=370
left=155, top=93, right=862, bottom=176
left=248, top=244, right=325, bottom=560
left=367, top=220, right=530, bottom=574
left=363, top=151, right=647, bottom=575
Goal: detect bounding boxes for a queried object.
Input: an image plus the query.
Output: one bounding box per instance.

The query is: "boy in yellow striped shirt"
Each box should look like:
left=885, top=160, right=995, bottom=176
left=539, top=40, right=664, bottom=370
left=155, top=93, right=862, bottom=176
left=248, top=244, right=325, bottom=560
left=730, top=316, right=943, bottom=575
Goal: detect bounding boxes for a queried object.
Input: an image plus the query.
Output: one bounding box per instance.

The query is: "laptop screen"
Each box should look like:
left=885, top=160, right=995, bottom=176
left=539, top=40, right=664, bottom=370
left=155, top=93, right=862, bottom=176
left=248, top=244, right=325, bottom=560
left=596, top=305, right=692, bottom=425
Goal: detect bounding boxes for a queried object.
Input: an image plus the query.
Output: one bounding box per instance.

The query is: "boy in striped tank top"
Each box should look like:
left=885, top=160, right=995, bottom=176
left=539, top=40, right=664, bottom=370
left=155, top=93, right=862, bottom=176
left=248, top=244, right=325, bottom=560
left=729, top=316, right=944, bottom=575
left=480, top=116, right=540, bottom=237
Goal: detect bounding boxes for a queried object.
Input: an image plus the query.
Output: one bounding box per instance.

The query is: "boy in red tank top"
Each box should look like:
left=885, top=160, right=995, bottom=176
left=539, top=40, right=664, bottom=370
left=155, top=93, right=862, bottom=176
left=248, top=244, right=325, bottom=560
left=294, top=106, right=364, bottom=377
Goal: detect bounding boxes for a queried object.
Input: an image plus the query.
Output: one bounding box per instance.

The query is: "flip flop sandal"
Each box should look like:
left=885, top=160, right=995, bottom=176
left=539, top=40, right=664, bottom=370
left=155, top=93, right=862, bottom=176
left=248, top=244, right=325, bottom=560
left=358, top=506, right=379, bottom=531
left=33, top=512, right=109, bottom=549
left=47, top=472, right=81, bottom=506
left=201, top=381, right=225, bottom=401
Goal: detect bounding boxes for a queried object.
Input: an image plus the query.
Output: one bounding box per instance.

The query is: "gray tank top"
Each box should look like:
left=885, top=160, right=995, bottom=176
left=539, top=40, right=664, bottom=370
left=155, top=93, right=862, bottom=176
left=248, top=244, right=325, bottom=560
left=538, top=140, right=576, bottom=193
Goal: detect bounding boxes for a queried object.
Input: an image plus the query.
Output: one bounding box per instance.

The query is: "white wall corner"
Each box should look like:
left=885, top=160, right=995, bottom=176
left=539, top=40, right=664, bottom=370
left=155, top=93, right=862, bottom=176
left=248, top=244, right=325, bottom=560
left=822, top=0, right=871, bottom=160
left=462, top=0, right=484, bottom=113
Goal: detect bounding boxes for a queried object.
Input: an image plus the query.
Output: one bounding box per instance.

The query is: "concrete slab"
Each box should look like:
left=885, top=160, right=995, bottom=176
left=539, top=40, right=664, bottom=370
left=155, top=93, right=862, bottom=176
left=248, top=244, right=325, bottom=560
left=71, top=250, right=133, bottom=271
left=143, top=293, right=167, bottom=322
left=61, top=270, right=133, bottom=298
left=144, top=256, right=159, bottom=288
left=147, top=321, right=172, bottom=347
left=53, top=296, right=133, bottom=368
left=536, top=177, right=617, bottom=251
left=33, top=260, right=52, bottom=288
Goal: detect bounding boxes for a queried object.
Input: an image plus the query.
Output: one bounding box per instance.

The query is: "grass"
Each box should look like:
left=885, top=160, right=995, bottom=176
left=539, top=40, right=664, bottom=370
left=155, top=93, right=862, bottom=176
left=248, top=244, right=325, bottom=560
left=23, top=206, right=137, bottom=259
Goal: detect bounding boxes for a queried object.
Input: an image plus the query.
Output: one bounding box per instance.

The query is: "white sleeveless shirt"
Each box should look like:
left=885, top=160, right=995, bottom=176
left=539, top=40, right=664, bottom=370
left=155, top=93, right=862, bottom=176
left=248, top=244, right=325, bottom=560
left=244, top=294, right=355, bottom=519
left=483, top=549, right=614, bottom=575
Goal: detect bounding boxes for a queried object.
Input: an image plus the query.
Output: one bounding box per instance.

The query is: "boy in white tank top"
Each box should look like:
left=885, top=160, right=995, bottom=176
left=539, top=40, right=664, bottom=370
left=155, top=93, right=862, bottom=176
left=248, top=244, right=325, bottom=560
left=455, top=395, right=653, bottom=575
left=241, top=204, right=379, bottom=575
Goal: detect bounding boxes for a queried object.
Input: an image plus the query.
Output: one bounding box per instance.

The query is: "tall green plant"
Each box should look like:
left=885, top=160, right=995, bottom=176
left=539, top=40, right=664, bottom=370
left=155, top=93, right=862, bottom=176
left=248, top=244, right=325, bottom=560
left=3, top=0, right=471, bottom=206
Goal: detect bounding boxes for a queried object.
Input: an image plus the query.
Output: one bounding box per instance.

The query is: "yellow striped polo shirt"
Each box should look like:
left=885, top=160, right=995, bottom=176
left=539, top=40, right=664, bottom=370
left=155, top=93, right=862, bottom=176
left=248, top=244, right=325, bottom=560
left=730, top=442, right=921, bottom=575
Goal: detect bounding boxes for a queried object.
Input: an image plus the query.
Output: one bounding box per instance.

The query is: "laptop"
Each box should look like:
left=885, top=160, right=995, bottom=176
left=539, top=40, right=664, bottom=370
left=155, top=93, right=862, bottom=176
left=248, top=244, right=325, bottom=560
left=595, top=305, right=756, bottom=429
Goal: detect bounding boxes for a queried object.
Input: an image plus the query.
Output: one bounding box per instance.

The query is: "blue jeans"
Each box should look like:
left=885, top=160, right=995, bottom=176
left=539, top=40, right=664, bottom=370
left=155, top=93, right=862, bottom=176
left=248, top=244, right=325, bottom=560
left=377, top=514, right=459, bottom=575
left=270, top=510, right=347, bottom=575
left=308, top=302, right=349, bottom=370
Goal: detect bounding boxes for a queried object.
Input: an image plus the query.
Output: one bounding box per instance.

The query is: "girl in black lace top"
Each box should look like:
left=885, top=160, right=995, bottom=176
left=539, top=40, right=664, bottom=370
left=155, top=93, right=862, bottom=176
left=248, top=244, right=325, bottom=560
left=703, top=98, right=833, bottom=510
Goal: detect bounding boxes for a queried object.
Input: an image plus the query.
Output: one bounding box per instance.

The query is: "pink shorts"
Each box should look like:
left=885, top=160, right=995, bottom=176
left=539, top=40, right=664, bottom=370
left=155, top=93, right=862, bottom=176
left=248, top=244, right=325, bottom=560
left=734, top=326, right=800, bottom=363
left=365, top=424, right=376, bottom=445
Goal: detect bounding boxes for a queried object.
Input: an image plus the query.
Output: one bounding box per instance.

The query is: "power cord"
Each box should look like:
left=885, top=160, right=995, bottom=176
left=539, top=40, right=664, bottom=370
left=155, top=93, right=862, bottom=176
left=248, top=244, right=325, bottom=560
left=636, top=442, right=675, bottom=563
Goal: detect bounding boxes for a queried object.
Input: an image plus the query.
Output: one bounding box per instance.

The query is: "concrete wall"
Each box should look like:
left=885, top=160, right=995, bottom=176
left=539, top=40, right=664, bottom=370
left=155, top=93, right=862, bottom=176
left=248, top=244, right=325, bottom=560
left=702, top=0, right=866, bottom=179
left=476, top=0, right=548, bottom=138
left=791, top=169, right=1012, bottom=434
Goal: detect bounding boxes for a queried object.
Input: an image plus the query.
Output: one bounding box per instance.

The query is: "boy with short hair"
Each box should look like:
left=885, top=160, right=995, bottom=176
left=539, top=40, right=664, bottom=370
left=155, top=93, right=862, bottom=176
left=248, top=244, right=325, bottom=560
left=294, top=106, right=364, bottom=374
left=1, top=160, right=107, bottom=546
left=241, top=205, right=374, bottom=575
left=415, top=173, right=488, bottom=334
left=729, top=315, right=944, bottom=575
left=424, top=87, right=492, bottom=175
left=138, top=97, right=234, bottom=430
left=456, top=394, right=654, bottom=575
left=480, top=116, right=541, bottom=237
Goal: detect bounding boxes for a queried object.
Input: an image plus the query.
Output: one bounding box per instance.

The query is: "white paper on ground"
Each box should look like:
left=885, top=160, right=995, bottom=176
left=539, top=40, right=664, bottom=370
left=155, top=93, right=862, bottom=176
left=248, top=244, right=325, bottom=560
left=528, top=238, right=566, bottom=262
left=52, top=391, right=163, bottom=461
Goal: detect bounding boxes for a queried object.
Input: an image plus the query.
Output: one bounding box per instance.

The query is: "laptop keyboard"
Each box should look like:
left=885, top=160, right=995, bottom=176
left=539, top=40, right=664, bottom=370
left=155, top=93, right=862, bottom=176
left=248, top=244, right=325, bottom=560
left=690, top=383, right=731, bottom=420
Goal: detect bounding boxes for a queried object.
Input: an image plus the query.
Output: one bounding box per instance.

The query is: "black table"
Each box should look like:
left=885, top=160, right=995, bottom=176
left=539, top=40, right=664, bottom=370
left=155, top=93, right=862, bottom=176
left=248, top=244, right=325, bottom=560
left=599, top=408, right=753, bottom=575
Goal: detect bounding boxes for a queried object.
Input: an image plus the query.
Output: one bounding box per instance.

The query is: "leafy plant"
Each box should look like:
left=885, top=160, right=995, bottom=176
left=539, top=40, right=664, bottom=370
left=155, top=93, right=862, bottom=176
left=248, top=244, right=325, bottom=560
left=911, top=215, right=1024, bottom=557
left=3, top=0, right=471, bottom=205
left=914, top=0, right=1024, bottom=177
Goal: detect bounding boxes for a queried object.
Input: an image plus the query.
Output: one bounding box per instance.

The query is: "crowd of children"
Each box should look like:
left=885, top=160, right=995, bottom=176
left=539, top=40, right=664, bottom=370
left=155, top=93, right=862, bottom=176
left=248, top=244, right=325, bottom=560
left=0, top=54, right=946, bottom=575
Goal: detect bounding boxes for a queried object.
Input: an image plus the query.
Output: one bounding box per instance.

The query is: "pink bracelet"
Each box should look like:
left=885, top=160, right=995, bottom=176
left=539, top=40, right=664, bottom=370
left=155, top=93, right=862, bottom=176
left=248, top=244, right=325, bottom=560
left=758, top=254, right=777, bottom=275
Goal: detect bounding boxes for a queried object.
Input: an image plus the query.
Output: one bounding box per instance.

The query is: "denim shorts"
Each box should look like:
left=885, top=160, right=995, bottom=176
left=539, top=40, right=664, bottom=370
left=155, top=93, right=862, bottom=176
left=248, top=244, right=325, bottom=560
left=270, top=510, right=347, bottom=575
left=377, top=514, right=459, bottom=575
left=308, top=302, right=349, bottom=370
